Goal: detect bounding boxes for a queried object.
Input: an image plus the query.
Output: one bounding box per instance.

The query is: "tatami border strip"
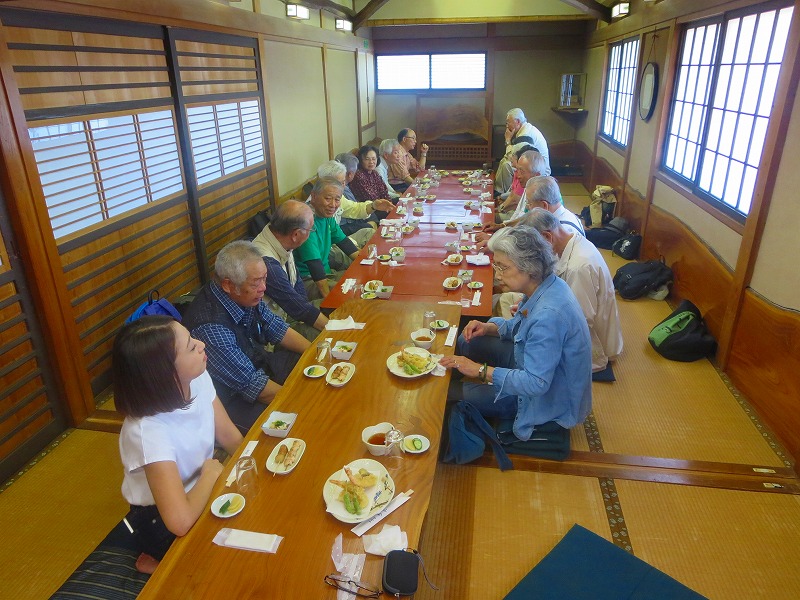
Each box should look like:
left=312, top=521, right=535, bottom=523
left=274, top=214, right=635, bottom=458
left=0, top=430, right=73, bottom=496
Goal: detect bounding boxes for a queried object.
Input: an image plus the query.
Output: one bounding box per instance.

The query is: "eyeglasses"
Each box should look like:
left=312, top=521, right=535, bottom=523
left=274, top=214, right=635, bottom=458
left=298, top=226, right=316, bottom=233
left=492, top=262, right=511, bottom=274
left=403, top=135, right=416, bottom=140
left=324, top=574, right=380, bottom=598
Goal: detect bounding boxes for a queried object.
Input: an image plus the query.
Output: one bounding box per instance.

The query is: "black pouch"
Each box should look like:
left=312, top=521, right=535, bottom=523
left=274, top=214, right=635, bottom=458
left=382, top=550, right=419, bottom=596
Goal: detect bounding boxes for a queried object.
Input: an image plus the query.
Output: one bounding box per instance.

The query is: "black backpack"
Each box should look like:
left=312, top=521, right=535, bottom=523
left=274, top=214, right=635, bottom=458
left=613, top=260, right=673, bottom=300
left=586, top=217, right=629, bottom=250
left=648, top=299, right=717, bottom=361
left=248, top=208, right=272, bottom=239
left=612, top=233, right=642, bottom=260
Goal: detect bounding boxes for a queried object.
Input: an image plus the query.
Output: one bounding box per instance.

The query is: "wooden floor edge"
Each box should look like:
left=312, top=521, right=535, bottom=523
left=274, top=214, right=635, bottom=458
left=79, top=410, right=123, bottom=434
left=471, top=454, right=800, bottom=495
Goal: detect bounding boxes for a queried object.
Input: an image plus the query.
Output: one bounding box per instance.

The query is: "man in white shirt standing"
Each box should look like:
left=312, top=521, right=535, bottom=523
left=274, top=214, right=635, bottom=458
left=495, top=108, right=550, bottom=194
left=521, top=207, right=623, bottom=379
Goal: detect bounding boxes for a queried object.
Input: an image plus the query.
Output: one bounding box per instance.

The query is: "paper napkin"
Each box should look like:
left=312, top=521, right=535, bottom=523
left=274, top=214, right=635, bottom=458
left=362, top=525, right=408, bottom=557
left=472, top=290, right=482, bottom=306
left=430, top=353, right=446, bottom=377
left=444, top=326, right=458, bottom=347
left=325, top=316, right=366, bottom=331
left=360, top=259, right=375, bottom=266
left=466, top=254, right=490, bottom=266
left=380, top=219, right=404, bottom=227
left=340, top=278, right=356, bottom=294
left=331, top=533, right=366, bottom=600
left=213, top=528, right=282, bottom=553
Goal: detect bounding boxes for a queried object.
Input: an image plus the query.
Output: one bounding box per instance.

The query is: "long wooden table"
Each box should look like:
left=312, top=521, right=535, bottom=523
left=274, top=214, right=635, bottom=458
left=138, top=299, right=460, bottom=599
left=321, top=171, right=495, bottom=317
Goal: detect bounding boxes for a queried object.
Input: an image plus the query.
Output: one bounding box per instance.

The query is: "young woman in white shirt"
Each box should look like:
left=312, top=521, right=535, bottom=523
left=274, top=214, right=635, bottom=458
left=113, top=315, right=243, bottom=572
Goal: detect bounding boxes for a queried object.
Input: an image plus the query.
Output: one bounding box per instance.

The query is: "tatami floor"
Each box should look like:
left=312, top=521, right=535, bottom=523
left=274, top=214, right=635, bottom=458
left=1, top=183, right=799, bottom=599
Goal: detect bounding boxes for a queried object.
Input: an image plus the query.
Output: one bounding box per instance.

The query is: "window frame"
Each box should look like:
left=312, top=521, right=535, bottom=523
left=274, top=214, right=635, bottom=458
left=375, top=52, right=488, bottom=92
left=661, top=0, right=794, bottom=223
left=600, top=35, right=641, bottom=149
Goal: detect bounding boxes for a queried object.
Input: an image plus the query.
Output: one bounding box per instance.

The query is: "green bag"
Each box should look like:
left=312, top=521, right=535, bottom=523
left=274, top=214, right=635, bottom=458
left=648, top=300, right=717, bottom=362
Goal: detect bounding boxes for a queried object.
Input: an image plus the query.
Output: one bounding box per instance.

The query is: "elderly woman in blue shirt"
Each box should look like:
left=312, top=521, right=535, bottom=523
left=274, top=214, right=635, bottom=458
left=439, top=226, right=592, bottom=440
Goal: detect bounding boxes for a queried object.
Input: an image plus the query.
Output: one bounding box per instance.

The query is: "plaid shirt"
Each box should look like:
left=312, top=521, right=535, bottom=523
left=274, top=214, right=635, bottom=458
left=192, top=282, right=289, bottom=403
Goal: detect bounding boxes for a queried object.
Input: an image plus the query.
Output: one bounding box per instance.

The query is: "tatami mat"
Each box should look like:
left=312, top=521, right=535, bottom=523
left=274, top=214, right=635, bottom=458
left=416, top=463, right=610, bottom=599
left=616, top=479, right=800, bottom=598
left=0, top=429, right=127, bottom=600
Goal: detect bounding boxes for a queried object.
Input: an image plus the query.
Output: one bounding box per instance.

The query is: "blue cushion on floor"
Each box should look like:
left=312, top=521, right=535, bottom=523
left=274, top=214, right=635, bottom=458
left=504, top=524, right=706, bottom=599
left=50, top=546, right=149, bottom=600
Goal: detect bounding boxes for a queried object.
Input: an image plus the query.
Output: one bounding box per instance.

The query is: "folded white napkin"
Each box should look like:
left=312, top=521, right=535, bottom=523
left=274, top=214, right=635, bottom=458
left=481, top=206, right=492, bottom=213
left=213, top=528, right=282, bottom=553
left=430, top=353, right=446, bottom=377
left=444, top=325, right=458, bottom=347
left=341, top=278, right=356, bottom=294
left=380, top=219, right=404, bottom=226
left=437, top=300, right=460, bottom=305
left=363, top=525, right=408, bottom=557
left=481, top=200, right=494, bottom=206
left=332, top=533, right=366, bottom=600
left=466, top=254, right=490, bottom=266
left=472, top=290, right=481, bottom=306
left=360, top=259, right=375, bottom=266
left=388, top=260, right=404, bottom=267
left=325, top=316, right=366, bottom=331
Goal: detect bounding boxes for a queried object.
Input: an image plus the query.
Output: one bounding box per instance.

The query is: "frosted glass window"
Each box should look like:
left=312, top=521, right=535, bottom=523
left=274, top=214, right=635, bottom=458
left=377, top=54, right=486, bottom=90
left=601, top=37, right=640, bottom=147
left=664, top=4, right=794, bottom=219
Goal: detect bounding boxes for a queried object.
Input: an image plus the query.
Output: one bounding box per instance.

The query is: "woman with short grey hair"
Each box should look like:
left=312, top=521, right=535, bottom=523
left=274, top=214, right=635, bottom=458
left=439, top=226, right=592, bottom=445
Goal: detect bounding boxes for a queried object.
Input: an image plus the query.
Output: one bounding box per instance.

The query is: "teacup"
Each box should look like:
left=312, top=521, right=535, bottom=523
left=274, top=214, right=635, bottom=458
left=362, top=422, right=394, bottom=456
left=411, top=328, right=435, bottom=350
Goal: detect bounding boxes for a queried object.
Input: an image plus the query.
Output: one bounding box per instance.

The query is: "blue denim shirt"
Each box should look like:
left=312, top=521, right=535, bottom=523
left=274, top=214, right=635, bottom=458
left=489, top=273, right=592, bottom=440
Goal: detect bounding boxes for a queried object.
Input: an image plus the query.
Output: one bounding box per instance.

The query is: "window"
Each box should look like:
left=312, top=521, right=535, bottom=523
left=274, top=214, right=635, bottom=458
left=29, top=110, right=184, bottom=239
left=663, top=3, right=794, bottom=219
left=601, top=37, right=640, bottom=147
left=376, top=54, right=486, bottom=90
left=186, top=100, right=266, bottom=186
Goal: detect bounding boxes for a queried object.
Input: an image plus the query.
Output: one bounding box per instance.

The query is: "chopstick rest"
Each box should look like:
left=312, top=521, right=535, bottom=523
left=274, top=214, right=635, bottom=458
left=213, top=528, right=282, bottom=553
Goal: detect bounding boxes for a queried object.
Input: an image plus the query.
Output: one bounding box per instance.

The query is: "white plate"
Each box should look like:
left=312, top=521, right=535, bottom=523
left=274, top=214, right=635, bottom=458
left=467, top=281, right=484, bottom=289
left=443, top=277, right=462, bottom=290
left=430, top=320, right=450, bottom=330
left=364, top=280, right=383, bottom=293
left=446, top=254, right=463, bottom=265
left=445, top=222, right=457, bottom=230
left=211, top=493, right=245, bottom=518
left=403, top=434, right=431, bottom=454
left=266, top=438, right=306, bottom=474
left=323, top=459, right=395, bottom=523
left=386, top=347, right=437, bottom=378
left=326, top=362, right=355, bottom=386
left=303, top=365, right=327, bottom=378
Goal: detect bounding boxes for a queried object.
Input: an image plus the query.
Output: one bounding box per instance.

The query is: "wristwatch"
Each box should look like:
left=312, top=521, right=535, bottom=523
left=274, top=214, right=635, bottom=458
left=478, top=363, right=487, bottom=382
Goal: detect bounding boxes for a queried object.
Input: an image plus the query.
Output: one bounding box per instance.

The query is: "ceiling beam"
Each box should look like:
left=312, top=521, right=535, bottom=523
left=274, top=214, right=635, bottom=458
left=559, top=0, right=611, bottom=23
left=353, top=0, right=390, bottom=31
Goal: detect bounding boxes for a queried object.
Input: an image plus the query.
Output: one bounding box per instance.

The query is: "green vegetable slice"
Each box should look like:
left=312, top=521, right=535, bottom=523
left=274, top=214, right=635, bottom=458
left=412, top=437, right=423, bottom=450
left=219, top=499, right=231, bottom=514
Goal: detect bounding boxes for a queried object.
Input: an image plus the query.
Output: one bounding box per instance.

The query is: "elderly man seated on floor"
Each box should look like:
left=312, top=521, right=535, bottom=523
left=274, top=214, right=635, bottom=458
left=396, top=127, right=428, bottom=178
left=495, top=108, right=550, bottom=195
left=494, top=146, right=543, bottom=223
left=439, top=226, right=592, bottom=442
left=297, top=176, right=362, bottom=299
left=252, top=199, right=327, bottom=341
left=521, top=208, right=623, bottom=380
left=182, top=240, right=311, bottom=433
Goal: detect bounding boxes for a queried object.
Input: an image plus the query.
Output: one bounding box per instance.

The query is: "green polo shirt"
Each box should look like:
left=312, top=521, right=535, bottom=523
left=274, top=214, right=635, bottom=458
left=295, top=213, right=347, bottom=278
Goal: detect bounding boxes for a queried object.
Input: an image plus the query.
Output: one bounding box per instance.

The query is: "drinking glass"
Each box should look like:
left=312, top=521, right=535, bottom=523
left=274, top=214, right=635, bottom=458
left=316, top=340, right=332, bottom=365
left=423, top=310, right=436, bottom=330
left=367, top=244, right=377, bottom=260
left=384, top=426, right=405, bottom=460
left=460, top=272, right=473, bottom=308
left=235, top=456, right=260, bottom=499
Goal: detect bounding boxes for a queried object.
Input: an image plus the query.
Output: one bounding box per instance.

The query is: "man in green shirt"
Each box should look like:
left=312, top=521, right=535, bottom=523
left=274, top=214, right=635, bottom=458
left=296, top=177, right=360, bottom=299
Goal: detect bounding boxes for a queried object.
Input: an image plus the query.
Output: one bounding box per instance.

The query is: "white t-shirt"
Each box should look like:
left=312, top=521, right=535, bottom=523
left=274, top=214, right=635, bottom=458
left=119, top=371, right=216, bottom=506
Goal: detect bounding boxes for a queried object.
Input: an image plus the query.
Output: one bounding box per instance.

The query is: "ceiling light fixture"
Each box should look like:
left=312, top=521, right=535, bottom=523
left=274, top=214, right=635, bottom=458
left=612, top=3, right=631, bottom=18
left=286, top=4, right=310, bottom=20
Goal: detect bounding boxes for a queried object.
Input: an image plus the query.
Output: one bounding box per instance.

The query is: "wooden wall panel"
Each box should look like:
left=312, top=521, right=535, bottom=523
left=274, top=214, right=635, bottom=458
left=59, top=201, right=200, bottom=395
left=590, top=153, right=624, bottom=197
left=727, top=290, right=800, bottom=463
left=641, top=205, right=733, bottom=340
left=621, top=183, right=648, bottom=233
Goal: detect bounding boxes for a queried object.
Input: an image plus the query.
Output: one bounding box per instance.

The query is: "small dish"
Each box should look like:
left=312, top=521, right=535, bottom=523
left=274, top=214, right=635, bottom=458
left=303, top=365, right=327, bottom=378
left=467, top=281, right=484, bottom=289
left=443, top=277, right=462, bottom=290
left=364, top=280, right=383, bottom=293
left=362, top=422, right=394, bottom=456
left=211, top=493, right=245, bottom=518
left=401, top=225, right=415, bottom=233
left=411, top=328, right=435, bottom=350
left=389, top=247, right=404, bottom=254
left=266, top=438, right=306, bottom=474
left=326, top=362, right=355, bottom=386
left=430, top=319, right=450, bottom=330
left=331, top=341, right=357, bottom=360
left=446, top=254, right=463, bottom=265
left=378, top=254, right=392, bottom=262
left=261, top=410, right=297, bottom=438
left=445, top=222, right=458, bottom=230
left=376, top=286, right=393, bottom=299
left=460, top=245, right=475, bottom=252
left=413, top=207, right=424, bottom=215
left=403, top=434, right=431, bottom=454
left=361, top=292, right=377, bottom=300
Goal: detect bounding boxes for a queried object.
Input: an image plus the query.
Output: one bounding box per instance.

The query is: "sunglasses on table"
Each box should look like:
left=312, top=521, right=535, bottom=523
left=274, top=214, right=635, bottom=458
left=324, top=574, right=381, bottom=598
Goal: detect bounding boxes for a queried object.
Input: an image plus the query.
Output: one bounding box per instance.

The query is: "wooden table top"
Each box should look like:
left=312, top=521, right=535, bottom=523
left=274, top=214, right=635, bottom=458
left=137, top=300, right=460, bottom=599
